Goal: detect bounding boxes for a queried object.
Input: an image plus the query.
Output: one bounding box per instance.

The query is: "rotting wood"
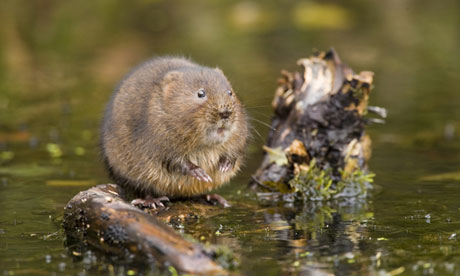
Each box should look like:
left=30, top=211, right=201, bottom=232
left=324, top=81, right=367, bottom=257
left=252, top=48, right=385, bottom=193
left=62, top=183, right=226, bottom=275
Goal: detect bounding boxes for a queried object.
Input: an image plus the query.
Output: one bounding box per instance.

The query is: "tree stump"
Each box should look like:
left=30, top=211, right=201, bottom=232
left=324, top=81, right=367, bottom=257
left=252, top=49, right=384, bottom=198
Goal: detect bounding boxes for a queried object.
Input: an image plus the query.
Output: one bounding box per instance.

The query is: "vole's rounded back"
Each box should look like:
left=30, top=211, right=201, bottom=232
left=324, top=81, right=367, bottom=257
left=101, top=57, right=249, bottom=198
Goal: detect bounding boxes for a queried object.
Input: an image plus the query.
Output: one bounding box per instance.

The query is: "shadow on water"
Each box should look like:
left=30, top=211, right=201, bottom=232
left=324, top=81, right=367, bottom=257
left=1, top=0, right=460, bottom=275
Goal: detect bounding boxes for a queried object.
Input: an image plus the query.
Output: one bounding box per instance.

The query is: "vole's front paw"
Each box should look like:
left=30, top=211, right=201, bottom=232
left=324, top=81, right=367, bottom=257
left=183, top=161, right=212, bottom=182
left=219, top=157, right=233, bottom=172
left=189, top=167, right=212, bottom=182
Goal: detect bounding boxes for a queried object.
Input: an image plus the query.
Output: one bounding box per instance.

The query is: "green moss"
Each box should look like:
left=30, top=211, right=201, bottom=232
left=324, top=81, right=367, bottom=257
left=289, top=159, right=374, bottom=201
left=179, top=233, right=239, bottom=271
left=212, top=244, right=239, bottom=270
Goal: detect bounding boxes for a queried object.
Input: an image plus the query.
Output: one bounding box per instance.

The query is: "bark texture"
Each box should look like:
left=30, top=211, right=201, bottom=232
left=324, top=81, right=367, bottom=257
left=62, top=184, right=226, bottom=275
left=253, top=49, right=383, bottom=186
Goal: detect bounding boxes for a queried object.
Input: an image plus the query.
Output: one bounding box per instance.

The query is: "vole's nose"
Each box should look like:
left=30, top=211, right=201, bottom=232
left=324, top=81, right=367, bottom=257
left=219, top=110, right=232, bottom=119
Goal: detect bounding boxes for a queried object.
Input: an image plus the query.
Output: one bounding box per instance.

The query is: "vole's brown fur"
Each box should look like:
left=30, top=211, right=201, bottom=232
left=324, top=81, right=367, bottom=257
left=101, top=57, right=249, bottom=199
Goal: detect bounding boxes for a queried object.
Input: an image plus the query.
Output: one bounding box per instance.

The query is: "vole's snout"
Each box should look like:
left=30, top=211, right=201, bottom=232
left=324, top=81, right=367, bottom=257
left=218, top=109, right=232, bottom=119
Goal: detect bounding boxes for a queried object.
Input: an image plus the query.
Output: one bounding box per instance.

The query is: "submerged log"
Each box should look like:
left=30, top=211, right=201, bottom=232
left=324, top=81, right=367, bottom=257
left=252, top=49, right=384, bottom=194
left=62, top=184, right=226, bottom=275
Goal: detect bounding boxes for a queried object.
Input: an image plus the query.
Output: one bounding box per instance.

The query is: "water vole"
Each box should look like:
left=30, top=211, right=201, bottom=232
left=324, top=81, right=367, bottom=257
left=101, top=57, right=249, bottom=205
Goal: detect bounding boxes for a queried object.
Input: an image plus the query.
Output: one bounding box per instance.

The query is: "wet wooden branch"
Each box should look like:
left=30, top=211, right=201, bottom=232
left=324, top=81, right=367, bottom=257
left=62, top=184, right=225, bottom=275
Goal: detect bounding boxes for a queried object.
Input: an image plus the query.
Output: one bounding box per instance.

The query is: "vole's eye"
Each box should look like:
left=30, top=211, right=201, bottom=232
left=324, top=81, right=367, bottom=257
left=197, top=89, right=206, bottom=98
left=227, top=90, right=232, bottom=96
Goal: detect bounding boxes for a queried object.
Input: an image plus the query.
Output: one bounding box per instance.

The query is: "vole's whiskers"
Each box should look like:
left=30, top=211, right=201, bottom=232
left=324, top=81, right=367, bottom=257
left=246, top=105, right=272, bottom=109
left=250, top=125, right=263, bottom=142
left=250, top=118, right=276, bottom=131
left=248, top=110, right=271, bottom=119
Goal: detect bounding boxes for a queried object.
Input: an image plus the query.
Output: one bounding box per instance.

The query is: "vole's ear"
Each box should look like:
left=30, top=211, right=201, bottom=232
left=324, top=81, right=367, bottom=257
left=162, top=71, right=183, bottom=102
left=162, top=71, right=182, bottom=85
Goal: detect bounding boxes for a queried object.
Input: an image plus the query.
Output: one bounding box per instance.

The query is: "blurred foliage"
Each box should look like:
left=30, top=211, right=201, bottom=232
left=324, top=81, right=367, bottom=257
left=1, top=0, right=459, bottom=140
left=0, top=0, right=460, bottom=275
left=46, top=143, right=63, bottom=158
left=0, top=164, right=57, bottom=177
left=292, top=2, right=352, bottom=30
left=420, top=171, right=460, bottom=182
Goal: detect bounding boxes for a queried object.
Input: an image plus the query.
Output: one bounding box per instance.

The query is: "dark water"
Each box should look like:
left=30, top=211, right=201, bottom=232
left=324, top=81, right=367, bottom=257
left=1, top=0, right=460, bottom=275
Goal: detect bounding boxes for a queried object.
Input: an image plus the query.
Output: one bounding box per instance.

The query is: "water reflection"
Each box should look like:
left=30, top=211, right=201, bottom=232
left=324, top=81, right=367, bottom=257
left=251, top=195, right=373, bottom=275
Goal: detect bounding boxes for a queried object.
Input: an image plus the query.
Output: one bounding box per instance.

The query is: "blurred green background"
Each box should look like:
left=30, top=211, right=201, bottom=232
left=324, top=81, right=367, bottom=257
left=1, top=0, right=460, bottom=275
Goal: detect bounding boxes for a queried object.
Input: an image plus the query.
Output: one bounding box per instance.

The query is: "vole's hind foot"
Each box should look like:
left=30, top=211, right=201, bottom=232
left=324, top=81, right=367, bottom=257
left=131, top=196, right=169, bottom=209
left=219, top=157, right=233, bottom=172
left=205, top=194, right=231, bottom=208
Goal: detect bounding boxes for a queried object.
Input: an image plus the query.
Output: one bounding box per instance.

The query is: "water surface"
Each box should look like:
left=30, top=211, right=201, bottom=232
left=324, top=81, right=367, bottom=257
left=1, top=0, right=460, bottom=275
